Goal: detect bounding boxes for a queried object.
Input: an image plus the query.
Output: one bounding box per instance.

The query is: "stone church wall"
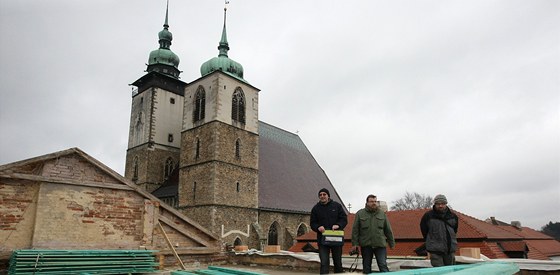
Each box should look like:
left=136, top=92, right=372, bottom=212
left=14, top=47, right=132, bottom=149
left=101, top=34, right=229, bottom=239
left=125, top=144, right=180, bottom=192
left=179, top=205, right=258, bottom=247
left=257, top=210, right=311, bottom=251
left=180, top=121, right=258, bottom=168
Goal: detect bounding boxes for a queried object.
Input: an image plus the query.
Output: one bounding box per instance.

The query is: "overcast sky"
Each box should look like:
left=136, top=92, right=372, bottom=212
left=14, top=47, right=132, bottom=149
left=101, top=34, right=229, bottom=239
left=1, top=0, right=558, bottom=230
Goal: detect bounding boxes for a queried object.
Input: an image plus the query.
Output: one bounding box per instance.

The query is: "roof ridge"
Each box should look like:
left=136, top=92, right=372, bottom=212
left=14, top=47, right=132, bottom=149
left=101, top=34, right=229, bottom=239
left=455, top=211, right=489, bottom=238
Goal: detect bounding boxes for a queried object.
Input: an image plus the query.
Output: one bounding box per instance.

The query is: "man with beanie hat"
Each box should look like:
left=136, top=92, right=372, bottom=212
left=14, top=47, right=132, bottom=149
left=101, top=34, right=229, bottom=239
left=420, top=194, right=459, bottom=267
left=311, top=188, right=347, bottom=274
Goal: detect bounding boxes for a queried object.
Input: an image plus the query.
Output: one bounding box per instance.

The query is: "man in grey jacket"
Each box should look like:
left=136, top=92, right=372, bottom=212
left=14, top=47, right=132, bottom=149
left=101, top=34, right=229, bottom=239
left=420, top=194, right=459, bottom=267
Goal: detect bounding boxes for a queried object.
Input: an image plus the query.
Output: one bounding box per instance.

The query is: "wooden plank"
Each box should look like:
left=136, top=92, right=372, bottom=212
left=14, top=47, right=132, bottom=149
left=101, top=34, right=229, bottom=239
left=157, top=221, right=187, bottom=270
left=6, top=173, right=133, bottom=190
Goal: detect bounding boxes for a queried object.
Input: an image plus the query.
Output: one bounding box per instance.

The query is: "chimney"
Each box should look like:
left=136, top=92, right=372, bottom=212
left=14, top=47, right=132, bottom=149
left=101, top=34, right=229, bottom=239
left=490, top=217, right=498, bottom=225
left=511, top=221, right=522, bottom=229
left=378, top=201, right=388, bottom=212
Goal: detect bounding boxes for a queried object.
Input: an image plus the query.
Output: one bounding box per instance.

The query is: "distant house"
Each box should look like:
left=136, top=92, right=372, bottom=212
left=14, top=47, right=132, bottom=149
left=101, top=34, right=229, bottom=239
left=290, top=209, right=560, bottom=261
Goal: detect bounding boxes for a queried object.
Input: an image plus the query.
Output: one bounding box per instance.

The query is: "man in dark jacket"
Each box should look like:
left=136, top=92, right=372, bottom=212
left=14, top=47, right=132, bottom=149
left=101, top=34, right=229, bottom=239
left=310, top=188, right=348, bottom=274
left=351, top=194, right=395, bottom=273
left=420, top=194, right=459, bottom=267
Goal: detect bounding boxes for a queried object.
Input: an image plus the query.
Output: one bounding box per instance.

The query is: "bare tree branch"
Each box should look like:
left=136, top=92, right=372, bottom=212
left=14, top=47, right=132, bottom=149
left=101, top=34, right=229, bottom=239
left=390, top=192, right=433, bottom=211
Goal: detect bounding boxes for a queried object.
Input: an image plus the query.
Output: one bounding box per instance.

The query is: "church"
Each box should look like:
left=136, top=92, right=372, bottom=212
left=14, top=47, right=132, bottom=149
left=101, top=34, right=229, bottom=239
left=123, top=4, right=346, bottom=250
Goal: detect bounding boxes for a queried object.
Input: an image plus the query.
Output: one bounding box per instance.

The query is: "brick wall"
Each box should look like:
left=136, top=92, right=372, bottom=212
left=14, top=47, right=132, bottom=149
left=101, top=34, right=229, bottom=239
left=0, top=179, right=38, bottom=254
left=32, top=183, right=145, bottom=249
left=42, top=155, right=120, bottom=184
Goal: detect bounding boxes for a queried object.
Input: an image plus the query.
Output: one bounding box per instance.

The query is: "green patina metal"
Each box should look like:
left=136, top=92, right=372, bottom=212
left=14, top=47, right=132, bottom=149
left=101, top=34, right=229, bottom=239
left=200, top=7, right=245, bottom=81
left=147, top=0, right=181, bottom=79
left=172, top=266, right=266, bottom=275
left=207, top=266, right=265, bottom=275
left=9, top=249, right=158, bottom=275
left=389, top=262, right=520, bottom=275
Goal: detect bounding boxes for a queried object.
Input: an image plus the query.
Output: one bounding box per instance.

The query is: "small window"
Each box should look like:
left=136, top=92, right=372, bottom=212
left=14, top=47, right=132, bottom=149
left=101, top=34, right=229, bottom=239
left=195, top=139, right=200, bottom=160
left=168, top=134, right=174, bottom=142
left=236, top=182, right=240, bottom=192
left=193, top=86, right=206, bottom=122
left=234, top=238, right=242, bottom=246
left=193, top=182, right=197, bottom=201
left=133, top=156, right=139, bottom=181
left=235, top=139, right=241, bottom=159
left=170, top=98, right=175, bottom=104
left=140, top=97, right=144, bottom=104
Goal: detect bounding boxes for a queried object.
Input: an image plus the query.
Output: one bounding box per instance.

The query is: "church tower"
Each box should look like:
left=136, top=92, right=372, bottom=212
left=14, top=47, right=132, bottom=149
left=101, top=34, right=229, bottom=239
left=178, top=6, right=260, bottom=245
left=125, top=2, right=187, bottom=192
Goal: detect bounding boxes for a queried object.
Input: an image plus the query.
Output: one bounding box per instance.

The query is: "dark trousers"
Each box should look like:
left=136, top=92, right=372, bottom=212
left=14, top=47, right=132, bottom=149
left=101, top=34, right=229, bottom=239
left=361, top=246, right=389, bottom=273
left=318, top=244, right=343, bottom=274
left=430, top=253, right=455, bottom=267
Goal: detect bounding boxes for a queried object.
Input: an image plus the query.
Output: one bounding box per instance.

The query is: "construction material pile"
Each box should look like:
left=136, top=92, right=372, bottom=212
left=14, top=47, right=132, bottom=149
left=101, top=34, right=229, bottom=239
left=8, top=249, right=158, bottom=275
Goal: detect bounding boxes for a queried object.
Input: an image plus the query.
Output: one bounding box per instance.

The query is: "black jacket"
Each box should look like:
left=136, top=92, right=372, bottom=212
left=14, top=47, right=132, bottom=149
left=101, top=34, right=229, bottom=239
left=420, top=206, right=459, bottom=254
left=310, top=199, right=348, bottom=243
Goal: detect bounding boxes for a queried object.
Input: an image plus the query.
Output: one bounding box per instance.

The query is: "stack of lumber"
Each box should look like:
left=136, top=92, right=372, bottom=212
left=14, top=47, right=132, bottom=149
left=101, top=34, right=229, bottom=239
left=9, top=249, right=158, bottom=275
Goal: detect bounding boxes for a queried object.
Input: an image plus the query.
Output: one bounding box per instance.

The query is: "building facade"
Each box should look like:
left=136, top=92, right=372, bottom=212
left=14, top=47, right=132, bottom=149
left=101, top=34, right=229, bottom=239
left=125, top=5, right=346, bottom=250
left=124, top=7, right=186, bottom=192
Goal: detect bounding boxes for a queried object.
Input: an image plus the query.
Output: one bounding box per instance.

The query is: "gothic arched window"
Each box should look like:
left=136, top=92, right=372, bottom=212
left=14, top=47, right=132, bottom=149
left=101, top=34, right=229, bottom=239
left=267, top=222, right=279, bottom=245
left=297, top=223, right=308, bottom=237
left=234, top=237, right=242, bottom=246
left=231, top=88, right=246, bottom=124
left=193, top=86, right=206, bottom=123
left=164, top=157, right=174, bottom=180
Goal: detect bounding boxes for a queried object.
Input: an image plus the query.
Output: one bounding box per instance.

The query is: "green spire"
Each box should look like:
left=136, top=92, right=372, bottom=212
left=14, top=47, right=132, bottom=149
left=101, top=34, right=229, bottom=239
left=147, top=0, right=180, bottom=79
left=218, top=7, right=230, bottom=57
left=157, top=0, right=172, bottom=50
left=200, top=3, right=245, bottom=80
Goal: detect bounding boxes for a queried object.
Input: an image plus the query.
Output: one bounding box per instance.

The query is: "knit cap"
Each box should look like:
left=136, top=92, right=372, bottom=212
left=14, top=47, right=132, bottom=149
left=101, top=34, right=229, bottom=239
left=434, top=194, right=447, bottom=204
left=318, top=188, right=330, bottom=197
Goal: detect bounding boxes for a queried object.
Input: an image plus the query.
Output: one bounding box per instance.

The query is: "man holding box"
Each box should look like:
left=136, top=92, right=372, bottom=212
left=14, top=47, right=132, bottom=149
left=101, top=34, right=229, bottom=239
left=311, top=188, right=348, bottom=274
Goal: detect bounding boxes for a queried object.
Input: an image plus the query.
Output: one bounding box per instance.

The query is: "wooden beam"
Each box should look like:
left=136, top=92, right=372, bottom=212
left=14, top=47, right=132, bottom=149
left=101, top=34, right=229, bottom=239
left=157, top=222, right=186, bottom=270
left=1, top=173, right=133, bottom=191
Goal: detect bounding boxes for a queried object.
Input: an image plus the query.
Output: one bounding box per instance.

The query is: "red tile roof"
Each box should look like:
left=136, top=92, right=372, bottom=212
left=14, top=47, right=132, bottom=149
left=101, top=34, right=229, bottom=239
left=525, top=239, right=560, bottom=257
left=485, top=242, right=510, bottom=258
left=499, top=241, right=527, bottom=252
left=457, top=212, right=521, bottom=240
left=498, top=225, right=555, bottom=240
